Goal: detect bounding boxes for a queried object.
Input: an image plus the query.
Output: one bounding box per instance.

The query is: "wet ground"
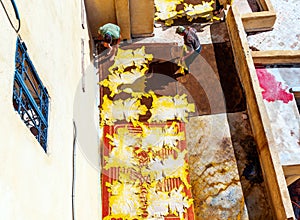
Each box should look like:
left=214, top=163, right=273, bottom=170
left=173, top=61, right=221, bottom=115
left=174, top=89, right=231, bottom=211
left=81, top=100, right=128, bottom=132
left=98, top=17, right=274, bottom=219
left=99, top=22, right=246, bottom=115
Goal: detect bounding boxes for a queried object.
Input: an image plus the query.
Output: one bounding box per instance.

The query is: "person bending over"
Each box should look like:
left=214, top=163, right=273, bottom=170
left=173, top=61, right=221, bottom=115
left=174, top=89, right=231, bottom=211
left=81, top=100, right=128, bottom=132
left=175, top=26, right=202, bottom=74
left=98, top=23, right=121, bottom=61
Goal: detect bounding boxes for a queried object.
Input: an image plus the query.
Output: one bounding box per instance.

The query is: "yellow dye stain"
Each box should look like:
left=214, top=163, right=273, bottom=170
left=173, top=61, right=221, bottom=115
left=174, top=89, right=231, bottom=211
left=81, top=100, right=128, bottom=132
left=184, top=1, right=215, bottom=21
left=141, top=150, right=191, bottom=189
left=107, top=126, right=141, bottom=147
left=100, top=95, right=147, bottom=126
left=100, top=47, right=152, bottom=96
left=154, top=0, right=183, bottom=26
left=174, top=94, right=195, bottom=121
left=155, top=0, right=231, bottom=25
left=140, top=126, right=182, bottom=156
left=100, top=47, right=195, bottom=219
left=108, top=46, right=152, bottom=72
left=104, top=181, right=142, bottom=220
left=146, top=185, right=193, bottom=219
left=100, top=65, right=149, bottom=96
left=149, top=93, right=176, bottom=122
left=149, top=92, right=195, bottom=122
left=176, top=44, right=188, bottom=74
left=104, top=143, right=137, bottom=169
left=101, top=91, right=195, bottom=125
left=99, top=95, right=117, bottom=126
left=132, top=45, right=153, bottom=67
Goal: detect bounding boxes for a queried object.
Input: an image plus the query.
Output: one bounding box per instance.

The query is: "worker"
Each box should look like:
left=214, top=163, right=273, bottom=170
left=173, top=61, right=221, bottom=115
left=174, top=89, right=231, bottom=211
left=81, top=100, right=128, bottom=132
left=175, top=26, right=202, bottom=74
left=98, top=23, right=121, bottom=61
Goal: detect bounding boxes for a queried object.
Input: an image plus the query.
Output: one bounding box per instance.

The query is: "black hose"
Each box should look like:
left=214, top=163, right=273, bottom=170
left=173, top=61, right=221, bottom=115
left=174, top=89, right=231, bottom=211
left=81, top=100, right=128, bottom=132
left=0, top=0, right=21, bottom=33
left=72, top=121, right=77, bottom=220
left=10, top=0, right=19, bottom=20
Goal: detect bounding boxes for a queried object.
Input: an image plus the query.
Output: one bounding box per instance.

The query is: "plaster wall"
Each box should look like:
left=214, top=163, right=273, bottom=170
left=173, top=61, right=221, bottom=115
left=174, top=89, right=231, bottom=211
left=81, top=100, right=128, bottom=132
left=0, top=1, right=100, bottom=219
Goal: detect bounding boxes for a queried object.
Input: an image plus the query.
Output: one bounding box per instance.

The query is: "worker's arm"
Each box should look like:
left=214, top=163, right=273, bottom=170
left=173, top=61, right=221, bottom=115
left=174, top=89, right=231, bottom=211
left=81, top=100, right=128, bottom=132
left=103, top=42, right=112, bottom=55
left=180, top=48, right=194, bottom=61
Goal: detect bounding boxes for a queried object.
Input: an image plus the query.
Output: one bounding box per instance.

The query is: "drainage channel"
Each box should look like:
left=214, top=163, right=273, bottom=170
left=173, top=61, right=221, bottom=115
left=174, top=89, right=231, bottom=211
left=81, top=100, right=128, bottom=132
left=98, top=35, right=272, bottom=219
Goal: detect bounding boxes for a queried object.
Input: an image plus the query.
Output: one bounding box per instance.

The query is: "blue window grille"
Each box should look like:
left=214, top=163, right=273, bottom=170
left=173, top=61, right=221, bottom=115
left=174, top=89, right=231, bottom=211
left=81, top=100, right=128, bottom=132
left=12, top=38, right=49, bottom=152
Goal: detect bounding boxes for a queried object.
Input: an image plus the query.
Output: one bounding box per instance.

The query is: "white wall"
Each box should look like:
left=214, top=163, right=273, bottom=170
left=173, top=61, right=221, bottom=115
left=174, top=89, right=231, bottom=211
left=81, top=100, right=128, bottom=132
left=0, top=1, right=100, bottom=219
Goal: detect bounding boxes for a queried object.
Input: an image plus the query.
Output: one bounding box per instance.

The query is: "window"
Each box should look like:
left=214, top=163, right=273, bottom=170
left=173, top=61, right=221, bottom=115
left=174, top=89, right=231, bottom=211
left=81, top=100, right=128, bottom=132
left=12, top=38, right=49, bottom=152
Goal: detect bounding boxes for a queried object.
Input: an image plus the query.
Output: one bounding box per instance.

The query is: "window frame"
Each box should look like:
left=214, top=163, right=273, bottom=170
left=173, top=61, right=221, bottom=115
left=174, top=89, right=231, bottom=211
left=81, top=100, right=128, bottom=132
left=12, top=37, right=49, bottom=152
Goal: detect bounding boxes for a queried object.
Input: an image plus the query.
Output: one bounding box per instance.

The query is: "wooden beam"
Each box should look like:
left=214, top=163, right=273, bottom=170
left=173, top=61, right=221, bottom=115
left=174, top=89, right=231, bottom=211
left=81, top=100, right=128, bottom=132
left=241, top=0, right=276, bottom=32
left=252, top=50, right=300, bottom=65
left=283, top=165, right=300, bottom=176
left=129, top=0, right=154, bottom=37
left=286, top=175, right=300, bottom=186
left=242, top=11, right=276, bottom=32
left=257, top=0, right=275, bottom=11
left=114, top=0, right=131, bottom=40
left=283, top=165, right=300, bottom=186
left=226, top=6, right=295, bottom=219
left=85, top=0, right=117, bottom=37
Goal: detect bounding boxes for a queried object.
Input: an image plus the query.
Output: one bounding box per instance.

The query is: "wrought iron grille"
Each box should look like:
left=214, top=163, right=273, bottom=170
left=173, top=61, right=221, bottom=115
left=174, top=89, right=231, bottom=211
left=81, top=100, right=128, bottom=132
left=12, top=38, right=49, bottom=152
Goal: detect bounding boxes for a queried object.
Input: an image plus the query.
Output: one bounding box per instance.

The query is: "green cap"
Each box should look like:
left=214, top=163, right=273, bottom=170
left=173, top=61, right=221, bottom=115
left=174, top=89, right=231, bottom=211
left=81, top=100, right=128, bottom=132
left=176, top=26, right=185, bottom=34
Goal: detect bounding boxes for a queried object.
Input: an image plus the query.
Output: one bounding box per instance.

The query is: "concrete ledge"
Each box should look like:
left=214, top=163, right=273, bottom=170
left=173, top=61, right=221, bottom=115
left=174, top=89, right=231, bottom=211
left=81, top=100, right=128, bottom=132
left=241, top=0, right=276, bottom=32
left=226, top=6, right=295, bottom=219
left=252, top=50, right=300, bottom=65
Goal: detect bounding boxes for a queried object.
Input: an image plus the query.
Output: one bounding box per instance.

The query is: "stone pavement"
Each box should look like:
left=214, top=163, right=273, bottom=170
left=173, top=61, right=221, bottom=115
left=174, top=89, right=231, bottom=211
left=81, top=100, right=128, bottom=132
left=245, top=0, right=300, bottom=51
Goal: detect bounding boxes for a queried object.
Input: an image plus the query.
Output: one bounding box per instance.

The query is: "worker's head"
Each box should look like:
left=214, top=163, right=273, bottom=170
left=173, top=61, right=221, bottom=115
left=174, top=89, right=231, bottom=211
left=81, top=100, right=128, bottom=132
left=176, top=26, right=185, bottom=35
left=103, top=33, right=112, bottom=44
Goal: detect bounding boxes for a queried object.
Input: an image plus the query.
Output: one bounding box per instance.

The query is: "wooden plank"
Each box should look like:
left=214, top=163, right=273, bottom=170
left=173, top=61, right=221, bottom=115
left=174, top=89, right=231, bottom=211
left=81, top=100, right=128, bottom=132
left=226, top=6, right=295, bottom=219
left=257, top=0, right=274, bottom=11
left=242, top=11, right=276, bottom=32
left=129, top=0, right=154, bottom=37
left=293, top=90, right=300, bottom=99
left=241, top=0, right=276, bottom=32
left=259, top=0, right=275, bottom=11
left=286, top=175, right=300, bottom=186
left=85, top=0, right=117, bottom=37
left=283, top=165, right=300, bottom=176
left=252, top=50, right=300, bottom=65
left=283, top=165, right=300, bottom=186
left=114, top=0, right=131, bottom=40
